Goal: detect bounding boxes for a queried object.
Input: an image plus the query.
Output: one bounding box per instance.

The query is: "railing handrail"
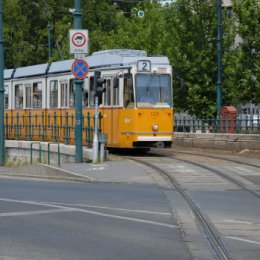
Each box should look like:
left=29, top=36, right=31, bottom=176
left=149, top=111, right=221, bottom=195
left=174, top=115, right=260, bottom=134
left=47, top=142, right=60, bottom=167
left=4, top=112, right=103, bottom=145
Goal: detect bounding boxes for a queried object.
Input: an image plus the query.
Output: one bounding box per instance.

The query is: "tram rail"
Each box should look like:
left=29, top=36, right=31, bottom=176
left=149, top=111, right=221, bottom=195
left=122, top=148, right=260, bottom=260
left=124, top=154, right=234, bottom=260
left=167, top=149, right=260, bottom=169
left=152, top=149, right=260, bottom=199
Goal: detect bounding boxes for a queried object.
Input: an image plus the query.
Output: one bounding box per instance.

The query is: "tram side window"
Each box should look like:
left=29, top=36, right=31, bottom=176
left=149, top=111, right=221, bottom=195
left=123, top=73, right=134, bottom=108
left=61, top=81, right=68, bottom=107
left=113, top=78, right=119, bottom=106
left=15, top=84, right=23, bottom=109
left=33, top=82, right=42, bottom=108
left=104, top=79, right=111, bottom=106
left=89, top=77, right=95, bottom=107
left=50, top=80, right=58, bottom=108
left=25, top=84, right=32, bottom=108
left=69, top=79, right=75, bottom=107
left=4, top=85, right=8, bottom=109
left=159, top=75, right=172, bottom=107
left=83, top=78, right=88, bottom=107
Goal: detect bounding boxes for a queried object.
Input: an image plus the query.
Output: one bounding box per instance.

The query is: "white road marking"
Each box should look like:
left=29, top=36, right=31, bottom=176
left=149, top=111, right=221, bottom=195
left=0, top=197, right=177, bottom=229
left=224, top=219, right=253, bottom=225
left=43, top=201, right=172, bottom=216
left=0, top=208, right=75, bottom=217
left=88, top=167, right=105, bottom=171
left=225, top=236, right=260, bottom=246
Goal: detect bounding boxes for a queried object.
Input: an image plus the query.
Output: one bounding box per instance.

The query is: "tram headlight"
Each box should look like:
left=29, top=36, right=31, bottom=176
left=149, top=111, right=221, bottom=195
left=152, top=124, right=159, bottom=132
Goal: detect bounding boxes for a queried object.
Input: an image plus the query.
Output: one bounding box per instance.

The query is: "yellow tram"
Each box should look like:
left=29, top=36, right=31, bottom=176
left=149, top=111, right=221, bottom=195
left=4, top=49, right=174, bottom=149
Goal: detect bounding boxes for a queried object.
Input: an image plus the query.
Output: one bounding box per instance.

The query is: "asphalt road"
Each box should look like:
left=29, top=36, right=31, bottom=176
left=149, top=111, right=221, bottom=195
left=0, top=178, right=191, bottom=260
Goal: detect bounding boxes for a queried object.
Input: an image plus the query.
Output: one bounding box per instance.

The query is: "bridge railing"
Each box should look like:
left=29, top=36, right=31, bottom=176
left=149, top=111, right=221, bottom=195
left=4, top=112, right=103, bottom=146
left=174, top=115, right=260, bottom=134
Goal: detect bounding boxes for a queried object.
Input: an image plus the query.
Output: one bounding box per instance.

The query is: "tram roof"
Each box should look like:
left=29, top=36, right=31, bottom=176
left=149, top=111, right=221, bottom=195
left=92, top=49, right=147, bottom=57
left=13, top=63, right=49, bottom=78
left=4, top=69, right=14, bottom=80
left=48, top=52, right=170, bottom=74
left=4, top=50, right=171, bottom=79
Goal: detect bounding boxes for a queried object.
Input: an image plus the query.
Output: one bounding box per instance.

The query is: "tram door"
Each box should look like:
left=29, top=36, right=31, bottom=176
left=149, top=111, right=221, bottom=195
left=103, top=77, right=119, bottom=145
left=111, top=77, right=120, bottom=145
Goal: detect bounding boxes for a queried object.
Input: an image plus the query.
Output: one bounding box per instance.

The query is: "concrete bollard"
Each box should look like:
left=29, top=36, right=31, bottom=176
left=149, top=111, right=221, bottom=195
left=98, top=133, right=107, bottom=163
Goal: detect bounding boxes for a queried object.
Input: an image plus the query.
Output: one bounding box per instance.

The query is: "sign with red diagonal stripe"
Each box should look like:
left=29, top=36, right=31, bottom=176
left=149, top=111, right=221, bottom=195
left=69, top=29, right=89, bottom=54
left=71, top=59, right=89, bottom=79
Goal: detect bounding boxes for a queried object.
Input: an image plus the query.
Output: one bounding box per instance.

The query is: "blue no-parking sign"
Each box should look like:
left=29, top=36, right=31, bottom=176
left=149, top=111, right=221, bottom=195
left=71, top=59, right=89, bottom=79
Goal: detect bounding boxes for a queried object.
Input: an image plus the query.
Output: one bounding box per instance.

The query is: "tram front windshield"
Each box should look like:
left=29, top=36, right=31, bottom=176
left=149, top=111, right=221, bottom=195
left=136, top=74, right=172, bottom=108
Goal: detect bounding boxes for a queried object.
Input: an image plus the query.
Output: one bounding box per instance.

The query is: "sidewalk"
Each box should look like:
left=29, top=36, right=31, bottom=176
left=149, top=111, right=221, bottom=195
left=0, top=156, right=157, bottom=185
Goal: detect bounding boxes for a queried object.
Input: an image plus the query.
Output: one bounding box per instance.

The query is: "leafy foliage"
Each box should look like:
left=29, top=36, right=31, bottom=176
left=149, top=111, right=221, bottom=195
left=2, top=0, right=259, bottom=116
left=233, top=0, right=260, bottom=104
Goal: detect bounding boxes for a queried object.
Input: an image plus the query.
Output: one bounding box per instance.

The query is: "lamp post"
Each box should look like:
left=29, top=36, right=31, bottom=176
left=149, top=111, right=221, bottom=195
left=0, top=0, right=4, bottom=165
left=216, top=0, right=222, bottom=119
left=73, top=0, right=83, bottom=163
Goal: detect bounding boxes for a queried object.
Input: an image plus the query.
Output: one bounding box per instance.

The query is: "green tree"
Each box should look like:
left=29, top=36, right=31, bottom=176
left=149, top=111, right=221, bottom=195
left=3, top=0, right=31, bottom=68
left=233, top=0, right=260, bottom=104
left=2, top=0, right=243, bottom=118
left=162, top=0, right=238, bottom=117
left=3, top=0, right=65, bottom=67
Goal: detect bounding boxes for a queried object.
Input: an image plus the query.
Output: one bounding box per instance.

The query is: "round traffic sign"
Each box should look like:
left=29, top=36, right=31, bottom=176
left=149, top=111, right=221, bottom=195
left=71, top=59, right=89, bottom=79
left=72, top=32, right=86, bottom=47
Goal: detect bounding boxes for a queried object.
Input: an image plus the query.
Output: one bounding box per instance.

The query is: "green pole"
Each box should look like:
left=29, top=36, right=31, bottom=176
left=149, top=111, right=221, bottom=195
left=0, top=0, right=5, bottom=165
left=216, top=0, right=222, bottom=119
left=74, top=0, right=83, bottom=163
left=47, top=21, right=51, bottom=60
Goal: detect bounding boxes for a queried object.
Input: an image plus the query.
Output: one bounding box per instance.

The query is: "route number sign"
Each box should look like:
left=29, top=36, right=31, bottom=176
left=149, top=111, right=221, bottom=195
left=70, top=29, right=89, bottom=54
left=137, top=60, right=151, bottom=72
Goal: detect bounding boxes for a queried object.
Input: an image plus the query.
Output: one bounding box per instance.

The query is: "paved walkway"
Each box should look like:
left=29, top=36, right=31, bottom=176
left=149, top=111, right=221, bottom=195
left=0, top=156, right=159, bottom=185
left=60, top=159, right=156, bottom=184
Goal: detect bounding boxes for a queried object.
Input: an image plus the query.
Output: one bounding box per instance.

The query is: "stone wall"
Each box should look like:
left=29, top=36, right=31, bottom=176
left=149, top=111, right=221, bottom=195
left=174, top=133, right=260, bottom=151
left=4, top=140, right=93, bottom=166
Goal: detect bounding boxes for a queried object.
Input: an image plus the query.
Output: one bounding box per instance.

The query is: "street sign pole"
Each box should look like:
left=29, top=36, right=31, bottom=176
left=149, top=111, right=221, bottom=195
left=93, top=96, right=99, bottom=164
left=74, top=0, right=83, bottom=163
left=0, top=0, right=5, bottom=166
left=216, top=0, right=222, bottom=127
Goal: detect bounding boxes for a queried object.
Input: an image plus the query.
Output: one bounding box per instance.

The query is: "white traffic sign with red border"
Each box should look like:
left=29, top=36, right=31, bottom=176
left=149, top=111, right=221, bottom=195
left=69, top=29, right=89, bottom=54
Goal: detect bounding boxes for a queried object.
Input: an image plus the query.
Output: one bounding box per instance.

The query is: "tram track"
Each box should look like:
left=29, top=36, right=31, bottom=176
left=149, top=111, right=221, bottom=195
left=153, top=149, right=260, bottom=200
left=124, top=154, right=234, bottom=260
left=166, top=149, right=260, bottom=169
left=118, top=148, right=260, bottom=260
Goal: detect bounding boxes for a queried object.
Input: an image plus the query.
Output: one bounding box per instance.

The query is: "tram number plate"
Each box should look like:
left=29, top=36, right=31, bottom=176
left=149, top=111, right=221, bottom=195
left=137, top=60, right=151, bottom=72
left=151, top=112, right=159, bottom=117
